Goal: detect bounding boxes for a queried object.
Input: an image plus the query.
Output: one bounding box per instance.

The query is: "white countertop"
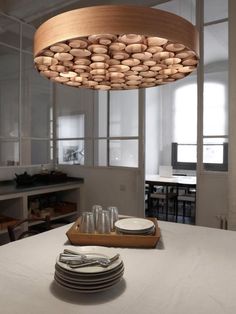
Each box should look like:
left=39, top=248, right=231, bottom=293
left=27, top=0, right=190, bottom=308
left=0, top=221, right=235, bottom=314
left=146, top=175, right=196, bottom=185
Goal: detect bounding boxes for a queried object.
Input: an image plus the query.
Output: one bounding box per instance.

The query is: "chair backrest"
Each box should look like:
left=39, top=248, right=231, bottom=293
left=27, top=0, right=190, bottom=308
left=8, top=216, right=51, bottom=242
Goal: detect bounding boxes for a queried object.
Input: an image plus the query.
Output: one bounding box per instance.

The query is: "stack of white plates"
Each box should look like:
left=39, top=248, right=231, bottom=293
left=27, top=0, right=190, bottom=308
left=54, top=246, right=124, bottom=293
left=115, top=218, right=155, bottom=235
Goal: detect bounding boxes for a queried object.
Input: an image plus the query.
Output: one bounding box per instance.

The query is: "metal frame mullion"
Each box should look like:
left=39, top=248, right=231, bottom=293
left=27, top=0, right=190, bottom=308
left=107, top=91, right=110, bottom=167
left=196, top=0, right=204, bottom=174
left=18, top=22, right=23, bottom=166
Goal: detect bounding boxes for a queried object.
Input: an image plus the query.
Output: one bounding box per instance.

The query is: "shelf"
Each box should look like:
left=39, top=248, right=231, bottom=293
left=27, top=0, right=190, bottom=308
left=0, top=180, right=83, bottom=244
left=0, top=215, right=19, bottom=234
left=28, top=211, right=77, bottom=227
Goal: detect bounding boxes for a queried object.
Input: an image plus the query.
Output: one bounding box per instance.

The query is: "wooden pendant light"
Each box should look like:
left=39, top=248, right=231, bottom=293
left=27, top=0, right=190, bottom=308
left=34, top=5, right=199, bottom=91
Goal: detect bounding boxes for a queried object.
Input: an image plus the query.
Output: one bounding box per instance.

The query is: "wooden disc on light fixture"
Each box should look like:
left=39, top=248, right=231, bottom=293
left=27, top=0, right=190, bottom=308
left=121, top=58, right=140, bottom=66
left=34, top=5, right=199, bottom=90
left=50, top=43, right=71, bottom=53
left=69, top=39, right=88, bottom=48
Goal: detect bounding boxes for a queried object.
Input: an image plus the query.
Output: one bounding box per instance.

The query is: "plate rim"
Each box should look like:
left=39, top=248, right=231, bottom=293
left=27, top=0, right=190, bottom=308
left=115, top=217, right=154, bottom=231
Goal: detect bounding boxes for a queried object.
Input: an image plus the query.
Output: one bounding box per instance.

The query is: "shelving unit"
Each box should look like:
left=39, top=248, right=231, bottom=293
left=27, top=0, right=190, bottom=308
left=0, top=179, right=84, bottom=243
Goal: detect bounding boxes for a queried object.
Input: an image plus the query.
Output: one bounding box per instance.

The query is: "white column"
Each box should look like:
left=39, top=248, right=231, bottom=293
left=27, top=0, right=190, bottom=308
left=228, top=0, right=236, bottom=230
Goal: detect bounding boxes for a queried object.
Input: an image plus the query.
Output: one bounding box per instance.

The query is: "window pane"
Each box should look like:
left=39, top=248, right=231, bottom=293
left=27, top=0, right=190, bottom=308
left=95, top=91, right=108, bottom=137
left=155, top=0, right=196, bottom=25
left=94, top=139, right=107, bottom=167
left=21, top=139, right=50, bottom=165
left=204, top=22, right=228, bottom=67
left=109, top=140, right=138, bottom=167
left=22, top=24, right=34, bottom=52
left=177, top=144, right=197, bottom=163
left=56, top=84, right=94, bottom=138
left=21, top=53, right=51, bottom=138
left=110, top=90, right=138, bottom=137
left=204, top=22, right=228, bottom=137
left=204, top=0, right=228, bottom=23
left=57, top=140, right=92, bottom=166
left=203, top=80, right=228, bottom=136
left=58, top=114, right=84, bottom=138
left=0, top=140, right=19, bottom=166
left=0, top=44, right=19, bottom=138
left=173, top=78, right=197, bottom=144
left=0, top=15, right=20, bottom=48
left=203, top=137, right=228, bottom=164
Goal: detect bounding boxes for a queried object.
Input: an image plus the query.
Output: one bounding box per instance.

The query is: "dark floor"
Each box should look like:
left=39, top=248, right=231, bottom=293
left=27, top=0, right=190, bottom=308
left=145, top=201, right=195, bottom=225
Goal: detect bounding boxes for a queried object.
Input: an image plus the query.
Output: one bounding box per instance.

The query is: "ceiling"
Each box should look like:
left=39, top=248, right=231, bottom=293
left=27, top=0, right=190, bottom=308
left=0, top=0, right=228, bottom=68
left=0, top=0, right=168, bottom=27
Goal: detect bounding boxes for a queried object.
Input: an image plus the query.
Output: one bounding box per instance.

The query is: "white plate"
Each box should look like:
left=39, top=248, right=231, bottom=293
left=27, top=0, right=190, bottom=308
left=55, top=263, right=124, bottom=283
left=117, top=225, right=155, bottom=235
left=54, top=274, right=123, bottom=293
left=55, top=268, right=124, bottom=286
left=115, top=218, right=154, bottom=233
left=56, top=246, right=122, bottom=274
left=54, top=270, right=124, bottom=289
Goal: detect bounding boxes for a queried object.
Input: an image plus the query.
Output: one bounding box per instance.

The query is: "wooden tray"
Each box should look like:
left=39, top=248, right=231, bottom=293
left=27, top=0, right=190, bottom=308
left=66, top=217, right=160, bottom=248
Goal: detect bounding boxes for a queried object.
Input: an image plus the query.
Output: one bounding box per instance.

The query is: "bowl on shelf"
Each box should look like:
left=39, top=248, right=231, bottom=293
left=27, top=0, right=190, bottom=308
left=15, top=172, right=36, bottom=186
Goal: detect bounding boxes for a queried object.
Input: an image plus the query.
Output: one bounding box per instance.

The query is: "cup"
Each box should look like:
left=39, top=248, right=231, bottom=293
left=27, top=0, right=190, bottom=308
left=80, top=211, right=95, bottom=233
left=107, top=206, right=119, bottom=231
left=92, top=205, right=103, bottom=229
left=96, top=210, right=111, bottom=234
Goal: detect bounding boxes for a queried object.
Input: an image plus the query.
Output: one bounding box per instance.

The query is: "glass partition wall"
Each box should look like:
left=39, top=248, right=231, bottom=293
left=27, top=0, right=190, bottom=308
left=146, top=0, right=228, bottom=175
left=0, top=12, right=52, bottom=167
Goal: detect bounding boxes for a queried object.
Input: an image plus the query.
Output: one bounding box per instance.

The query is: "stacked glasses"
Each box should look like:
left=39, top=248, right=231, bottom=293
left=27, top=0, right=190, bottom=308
left=80, top=205, right=119, bottom=234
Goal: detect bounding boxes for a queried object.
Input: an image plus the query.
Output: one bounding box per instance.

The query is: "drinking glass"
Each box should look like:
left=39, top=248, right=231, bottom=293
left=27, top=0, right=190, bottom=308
left=107, top=206, right=119, bottom=231
left=92, top=205, right=103, bottom=229
left=96, top=210, right=111, bottom=234
left=80, top=211, right=95, bottom=233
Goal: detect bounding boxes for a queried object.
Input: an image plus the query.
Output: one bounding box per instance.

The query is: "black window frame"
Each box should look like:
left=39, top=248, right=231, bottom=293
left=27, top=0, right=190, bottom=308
left=171, top=142, right=228, bottom=172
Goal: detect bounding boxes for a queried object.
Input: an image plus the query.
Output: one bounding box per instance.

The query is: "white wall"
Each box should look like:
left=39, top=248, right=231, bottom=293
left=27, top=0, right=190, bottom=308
left=196, top=173, right=228, bottom=228
left=58, top=165, right=143, bottom=218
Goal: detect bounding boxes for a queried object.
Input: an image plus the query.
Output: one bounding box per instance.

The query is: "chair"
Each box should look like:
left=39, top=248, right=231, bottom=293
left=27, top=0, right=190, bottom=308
left=148, top=184, right=178, bottom=221
left=177, top=187, right=196, bottom=223
left=8, top=216, right=51, bottom=242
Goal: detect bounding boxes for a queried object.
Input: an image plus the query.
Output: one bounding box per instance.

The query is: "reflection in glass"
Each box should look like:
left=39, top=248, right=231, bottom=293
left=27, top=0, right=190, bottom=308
left=109, top=140, right=138, bottom=167
left=203, top=81, right=228, bottom=136
left=21, top=53, right=51, bottom=138
left=94, top=139, right=107, bottom=167
left=96, top=92, right=107, bottom=137
left=173, top=79, right=197, bottom=144
left=56, top=84, right=94, bottom=138
left=155, top=0, right=196, bottom=25
left=204, top=0, right=228, bottom=23
left=58, top=140, right=85, bottom=165
left=110, top=90, right=138, bottom=137
left=0, top=140, right=19, bottom=166
left=21, top=139, right=50, bottom=165
left=204, top=22, right=228, bottom=67
left=0, top=15, right=20, bottom=48
left=203, top=138, right=228, bottom=164
left=22, top=24, right=34, bottom=52
left=58, top=114, right=84, bottom=138
left=0, top=44, right=19, bottom=138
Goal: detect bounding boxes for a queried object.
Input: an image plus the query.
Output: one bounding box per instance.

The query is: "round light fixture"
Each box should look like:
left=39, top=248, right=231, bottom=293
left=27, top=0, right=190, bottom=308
left=34, top=5, right=199, bottom=91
